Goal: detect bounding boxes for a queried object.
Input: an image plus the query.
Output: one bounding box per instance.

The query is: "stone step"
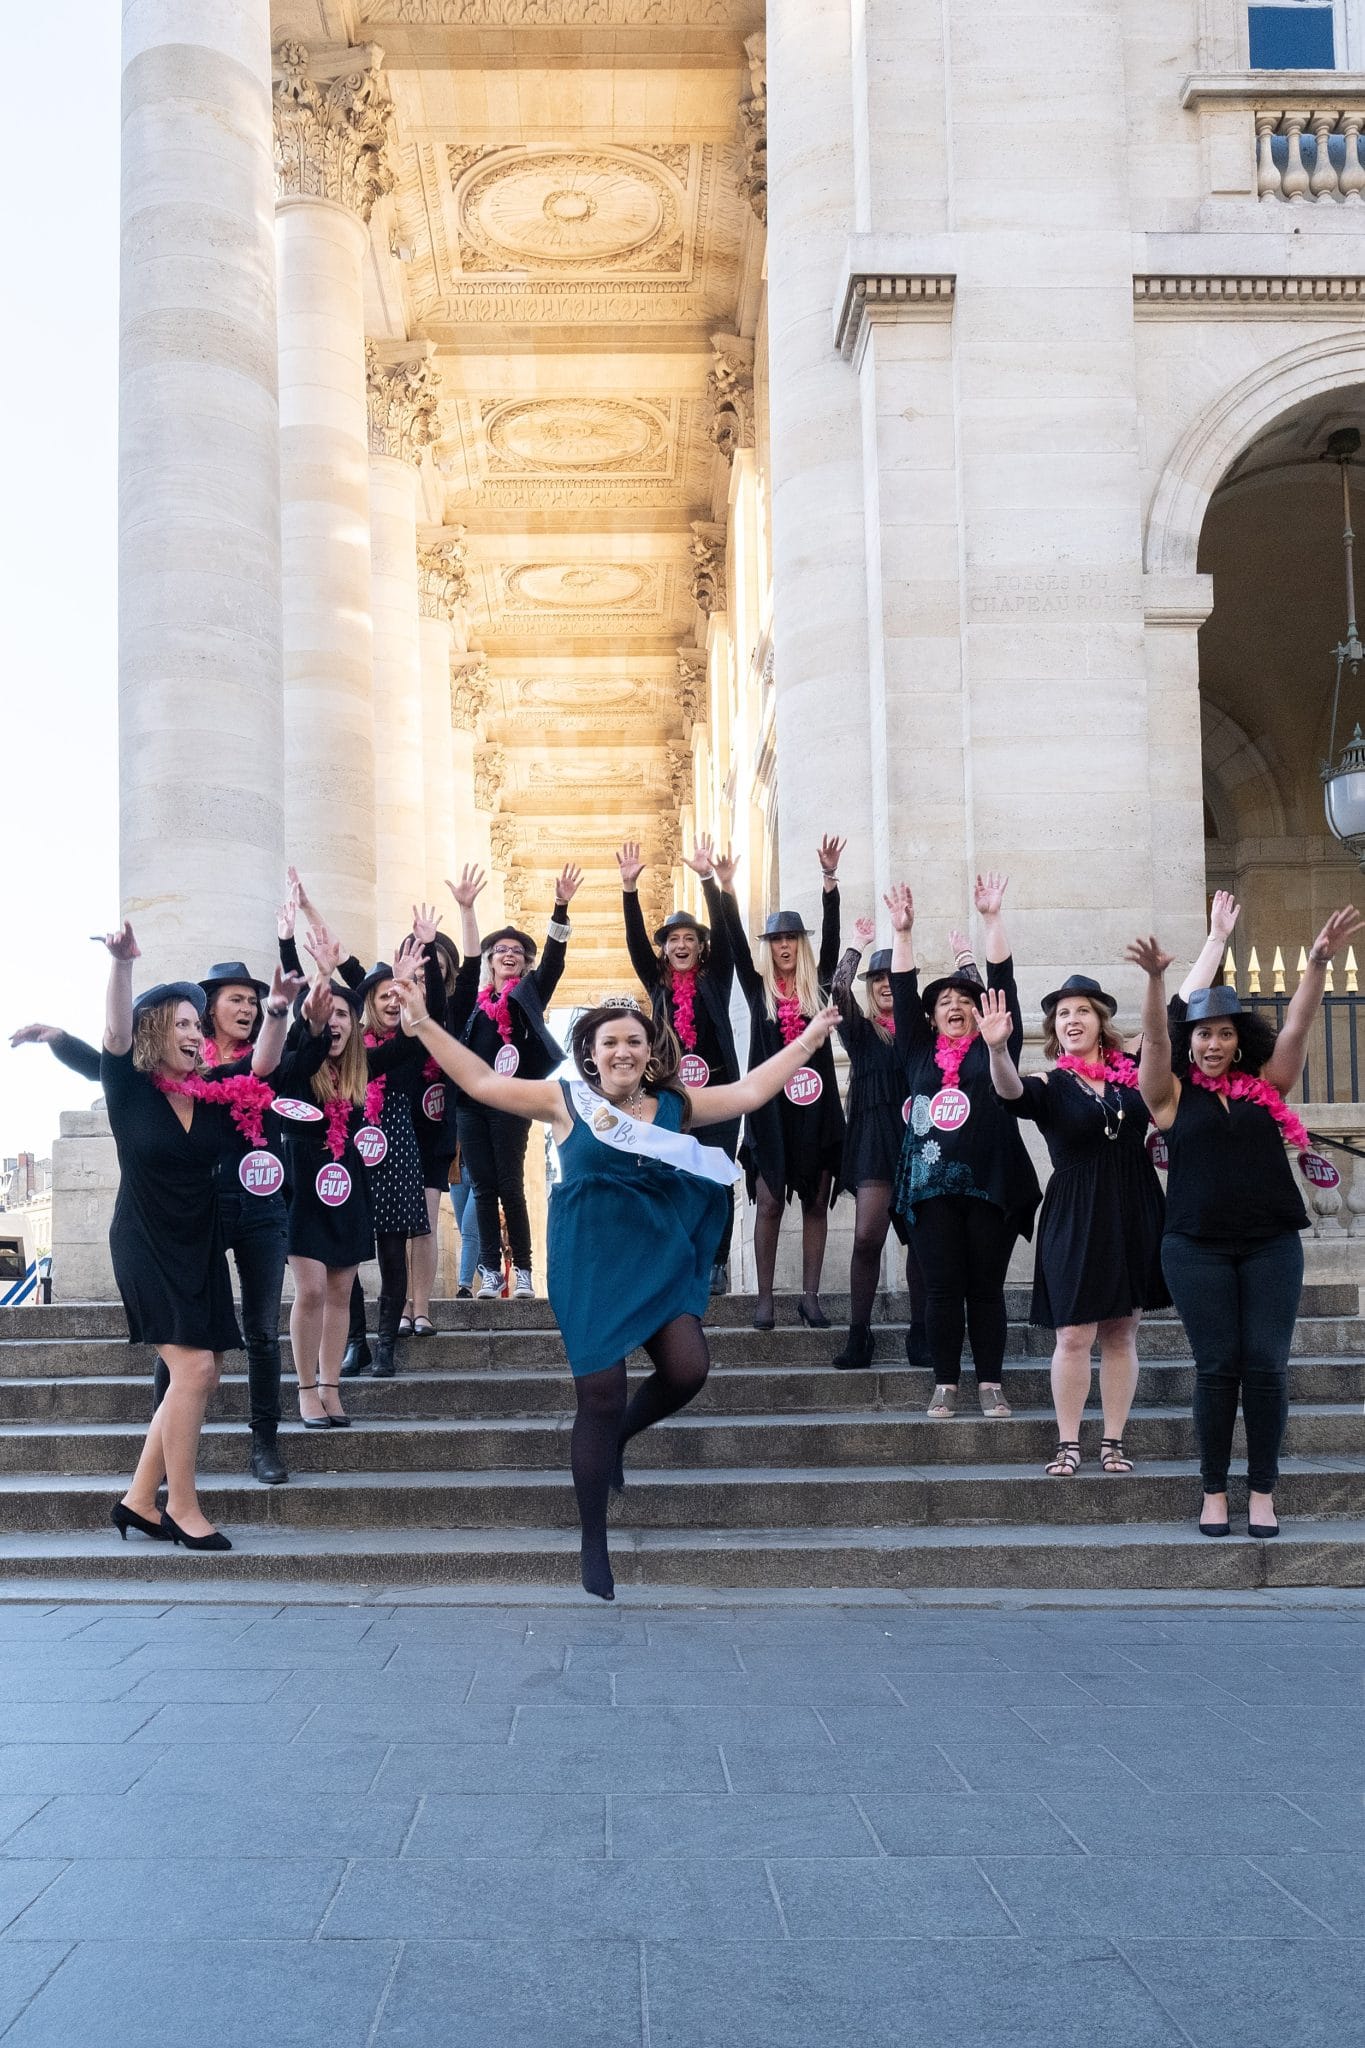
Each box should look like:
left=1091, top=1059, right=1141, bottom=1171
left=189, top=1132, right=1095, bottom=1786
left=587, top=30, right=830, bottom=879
left=0, top=1454, right=1359, bottom=1532
left=0, top=1517, right=1357, bottom=1589
left=0, top=1404, right=1359, bottom=1476
left=0, top=1356, right=1358, bottom=1424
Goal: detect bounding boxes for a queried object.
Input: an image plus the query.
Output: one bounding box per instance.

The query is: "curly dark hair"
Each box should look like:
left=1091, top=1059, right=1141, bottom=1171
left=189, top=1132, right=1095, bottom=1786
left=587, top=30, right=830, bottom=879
left=569, top=1003, right=693, bottom=1129
left=1171, top=1009, right=1279, bottom=1080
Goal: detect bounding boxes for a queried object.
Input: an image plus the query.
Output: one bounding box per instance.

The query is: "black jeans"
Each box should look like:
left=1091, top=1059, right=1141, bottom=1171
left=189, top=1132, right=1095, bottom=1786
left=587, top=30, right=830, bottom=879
left=153, top=1196, right=287, bottom=1430
left=911, top=1195, right=1016, bottom=1384
left=1161, top=1229, right=1303, bottom=1493
left=458, top=1104, right=532, bottom=1272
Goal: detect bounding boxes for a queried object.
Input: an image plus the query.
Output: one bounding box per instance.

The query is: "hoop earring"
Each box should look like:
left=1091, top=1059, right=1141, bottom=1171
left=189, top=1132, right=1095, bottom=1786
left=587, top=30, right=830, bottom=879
left=1232, top=1048, right=1243, bottom=1064
left=582, top=1057, right=599, bottom=1077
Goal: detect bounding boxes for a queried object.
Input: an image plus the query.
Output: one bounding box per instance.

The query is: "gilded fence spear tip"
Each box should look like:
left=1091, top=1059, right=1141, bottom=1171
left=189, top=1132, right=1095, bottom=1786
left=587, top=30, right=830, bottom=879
left=1222, top=944, right=1237, bottom=987
left=1347, top=947, right=1359, bottom=995
left=1248, top=946, right=1262, bottom=994
left=1272, top=946, right=1286, bottom=994
left=1297, top=945, right=1310, bottom=980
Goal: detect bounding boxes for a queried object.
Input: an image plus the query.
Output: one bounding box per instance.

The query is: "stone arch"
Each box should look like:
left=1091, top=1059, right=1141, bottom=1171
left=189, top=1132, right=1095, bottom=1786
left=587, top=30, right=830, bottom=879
left=1144, top=333, right=1365, bottom=577
left=1200, top=700, right=1288, bottom=844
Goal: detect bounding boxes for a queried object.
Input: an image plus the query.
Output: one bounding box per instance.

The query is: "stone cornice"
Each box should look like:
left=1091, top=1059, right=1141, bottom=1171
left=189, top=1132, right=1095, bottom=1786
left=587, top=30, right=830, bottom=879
left=366, top=340, right=442, bottom=464
left=1180, top=71, right=1365, bottom=110
left=1134, top=273, right=1365, bottom=314
left=834, top=273, right=956, bottom=362
left=273, top=41, right=396, bottom=222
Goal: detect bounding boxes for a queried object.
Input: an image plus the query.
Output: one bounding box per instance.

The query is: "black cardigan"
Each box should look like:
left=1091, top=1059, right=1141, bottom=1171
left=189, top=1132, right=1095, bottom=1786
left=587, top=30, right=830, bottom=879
left=622, top=876, right=739, bottom=1085
left=450, top=898, right=570, bottom=1093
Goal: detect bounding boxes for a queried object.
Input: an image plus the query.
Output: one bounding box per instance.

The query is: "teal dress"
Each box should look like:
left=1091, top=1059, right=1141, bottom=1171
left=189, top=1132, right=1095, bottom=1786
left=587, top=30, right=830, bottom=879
left=548, top=1082, right=729, bottom=1376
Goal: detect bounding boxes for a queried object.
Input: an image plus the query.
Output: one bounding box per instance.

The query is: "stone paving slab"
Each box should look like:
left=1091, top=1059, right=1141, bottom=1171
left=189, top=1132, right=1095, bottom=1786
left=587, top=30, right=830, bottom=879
left=0, top=1599, right=1356, bottom=2044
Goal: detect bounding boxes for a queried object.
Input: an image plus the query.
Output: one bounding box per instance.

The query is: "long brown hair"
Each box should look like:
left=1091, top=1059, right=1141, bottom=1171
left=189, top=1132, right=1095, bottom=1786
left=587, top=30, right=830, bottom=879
left=312, top=997, right=368, bottom=1108
left=569, top=1002, right=693, bottom=1130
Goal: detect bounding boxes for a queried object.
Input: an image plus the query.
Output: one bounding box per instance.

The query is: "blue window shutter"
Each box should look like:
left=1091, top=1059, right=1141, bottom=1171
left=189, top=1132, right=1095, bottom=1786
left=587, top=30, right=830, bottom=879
left=1248, top=6, right=1337, bottom=67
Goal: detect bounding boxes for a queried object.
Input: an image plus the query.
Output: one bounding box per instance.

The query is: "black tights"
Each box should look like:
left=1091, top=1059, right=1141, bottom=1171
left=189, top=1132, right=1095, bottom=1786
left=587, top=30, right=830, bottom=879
left=847, top=1184, right=926, bottom=1332
left=752, top=1172, right=832, bottom=1310
left=571, top=1314, right=710, bottom=1601
left=345, top=1233, right=412, bottom=1348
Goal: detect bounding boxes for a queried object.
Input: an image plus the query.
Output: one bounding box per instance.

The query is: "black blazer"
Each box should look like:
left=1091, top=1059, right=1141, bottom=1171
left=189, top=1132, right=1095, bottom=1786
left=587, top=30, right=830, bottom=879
left=622, top=876, right=739, bottom=1084
left=451, top=900, right=569, bottom=1091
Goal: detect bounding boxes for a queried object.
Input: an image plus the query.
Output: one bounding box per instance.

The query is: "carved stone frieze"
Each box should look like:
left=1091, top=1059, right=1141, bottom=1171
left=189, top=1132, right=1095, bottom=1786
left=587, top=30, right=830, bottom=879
left=362, top=0, right=747, bottom=19
left=473, top=745, right=505, bottom=811
left=488, top=816, right=517, bottom=866
left=501, top=871, right=527, bottom=920
left=665, top=743, right=694, bottom=809
left=677, top=646, right=708, bottom=728
left=450, top=656, right=492, bottom=732
left=417, top=529, right=469, bottom=619
left=452, top=148, right=685, bottom=276
left=273, top=41, right=396, bottom=221
left=737, top=32, right=767, bottom=226
left=655, top=814, right=682, bottom=872
left=366, top=341, right=443, bottom=464
left=689, top=521, right=727, bottom=617
left=705, top=332, right=755, bottom=464
left=504, top=563, right=657, bottom=613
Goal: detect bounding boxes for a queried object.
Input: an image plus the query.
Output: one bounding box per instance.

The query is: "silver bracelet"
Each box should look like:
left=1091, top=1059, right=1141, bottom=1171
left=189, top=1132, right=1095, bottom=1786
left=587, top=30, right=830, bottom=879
left=546, top=918, right=571, bottom=942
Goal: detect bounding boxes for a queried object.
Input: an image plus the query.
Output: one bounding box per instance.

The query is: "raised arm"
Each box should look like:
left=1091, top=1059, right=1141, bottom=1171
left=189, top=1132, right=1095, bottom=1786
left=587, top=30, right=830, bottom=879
left=617, top=842, right=661, bottom=993
left=974, top=870, right=1011, bottom=966
left=699, top=875, right=734, bottom=990
left=1179, top=890, right=1240, bottom=1002
left=531, top=865, right=582, bottom=1006
left=719, top=885, right=761, bottom=1000
left=101, top=923, right=139, bottom=1054
left=978, top=986, right=1024, bottom=1101
left=250, top=964, right=306, bottom=1078
left=885, top=885, right=930, bottom=1054
left=444, top=866, right=486, bottom=961
left=1262, top=905, right=1365, bottom=1097
left=1126, top=935, right=1179, bottom=1128
left=691, top=1005, right=842, bottom=1125
left=397, top=980, right=565, bottom=1129
left=817, top=836, right=843, bottom=983
left=10, top=1025, right=103, bottom=1084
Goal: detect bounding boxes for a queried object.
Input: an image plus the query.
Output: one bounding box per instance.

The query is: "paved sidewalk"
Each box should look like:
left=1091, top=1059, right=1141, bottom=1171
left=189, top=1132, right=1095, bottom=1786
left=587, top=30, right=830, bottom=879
left=0, top=1592, right=1358, bottom=2046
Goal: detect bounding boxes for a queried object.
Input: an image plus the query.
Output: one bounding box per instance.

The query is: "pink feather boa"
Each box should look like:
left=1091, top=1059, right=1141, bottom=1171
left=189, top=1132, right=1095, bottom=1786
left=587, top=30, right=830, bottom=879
left=1056, top=1051, right=1140, bottom=1089
left=1188, top=1068, right=1310, bottom=1153
left=934, top=1030, right=977, bottom=1087
left=670, top=969, right=699, bottom=1050
left=153, top=1069, right=273, bottom=1148
left=774, top=981, right=805, bottom=1047
left=477, top=981, right=517, bottom=1045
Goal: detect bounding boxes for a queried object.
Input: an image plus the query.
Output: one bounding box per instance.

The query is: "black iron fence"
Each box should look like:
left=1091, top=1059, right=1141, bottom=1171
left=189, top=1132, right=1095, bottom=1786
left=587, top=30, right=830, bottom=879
left=1240, top=994, right=1365, bottom=1104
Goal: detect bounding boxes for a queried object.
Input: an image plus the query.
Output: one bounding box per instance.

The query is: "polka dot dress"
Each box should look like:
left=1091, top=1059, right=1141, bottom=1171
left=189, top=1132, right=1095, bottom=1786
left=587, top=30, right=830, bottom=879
left=366, top=1092, right=429, bottom=1237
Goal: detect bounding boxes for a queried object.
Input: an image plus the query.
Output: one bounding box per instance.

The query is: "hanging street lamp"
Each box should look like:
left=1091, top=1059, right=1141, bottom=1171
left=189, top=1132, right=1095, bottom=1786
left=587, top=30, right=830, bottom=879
left=1321, top=427, right=1365, bottom=864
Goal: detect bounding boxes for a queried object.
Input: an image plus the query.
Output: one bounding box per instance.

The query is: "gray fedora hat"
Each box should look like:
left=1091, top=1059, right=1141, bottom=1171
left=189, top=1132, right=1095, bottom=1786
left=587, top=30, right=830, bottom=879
left=858, top=947, right=893, bottom=979
left=1041, top=972, right=1116, bottom=1016
left=758, top=910, right=813, bottom=941
left=1185, top=984, right=1243, bottom=1022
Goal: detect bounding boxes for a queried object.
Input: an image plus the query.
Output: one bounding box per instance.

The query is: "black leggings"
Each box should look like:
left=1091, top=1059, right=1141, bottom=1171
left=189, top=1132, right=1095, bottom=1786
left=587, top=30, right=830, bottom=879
left=1161, top=1229, right=1302, bottom=1493
left=911, top=1195, right=1016, bottom=1384
left=458, top=1104, right=532, bottom=1272
left=847, top=1182, right=925, bottom=1329
left=345, top=1233, right=412, bottom=1346
left=571, top=1314, right=710, bottom=1599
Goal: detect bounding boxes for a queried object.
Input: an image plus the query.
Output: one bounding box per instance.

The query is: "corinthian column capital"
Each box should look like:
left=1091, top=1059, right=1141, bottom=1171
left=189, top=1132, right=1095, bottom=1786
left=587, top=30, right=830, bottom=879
left=273, top=40, right=396, bottom=222
left=366, top=340, right=443, bottom=464
left=417, top=527, right=469, bottom=620
left=451, top=656, right=491, bottom=733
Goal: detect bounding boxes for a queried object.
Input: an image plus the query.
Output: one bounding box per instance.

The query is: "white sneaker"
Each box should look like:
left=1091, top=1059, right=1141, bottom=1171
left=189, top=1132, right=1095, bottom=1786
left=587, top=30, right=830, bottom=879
left=512, top=1268, right=534, bottom=1299
left=474, top=1268, right=502, bottom=1300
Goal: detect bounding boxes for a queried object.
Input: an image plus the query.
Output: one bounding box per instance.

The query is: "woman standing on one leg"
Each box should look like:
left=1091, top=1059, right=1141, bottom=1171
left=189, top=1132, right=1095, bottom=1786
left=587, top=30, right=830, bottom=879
left=100, top=924, right=299, bottom=1550
left=399, top=978, right=841, bottom=1599
left=981, top=977, right=1167, bottom=1477
left=725, top=837, right=847, bottom=1330
left=1128, top=910, right=1362, bottom=1539
left=887, top=876, right=1040, bottom=1418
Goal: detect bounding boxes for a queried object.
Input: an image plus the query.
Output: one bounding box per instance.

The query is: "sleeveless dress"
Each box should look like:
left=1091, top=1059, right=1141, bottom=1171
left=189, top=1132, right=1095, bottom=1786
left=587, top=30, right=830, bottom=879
left=547, top=1083, right=729, bottom=1377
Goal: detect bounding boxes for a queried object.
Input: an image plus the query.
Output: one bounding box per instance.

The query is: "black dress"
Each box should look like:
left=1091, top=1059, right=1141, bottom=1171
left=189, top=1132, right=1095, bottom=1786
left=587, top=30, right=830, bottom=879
left=1005, top=1071, right=1169, bottom=1328
left=281, top=1103, right=376, bottom=1269
left=830, top=949, right=908, bottom=1237
left=727, top=888, right=846, bottom=1205
left=102, top=1049, right=242, bottom=1352
left=623, top=876, right=741, bottom=1163
left=362, top=1031, right=432, bottom=1238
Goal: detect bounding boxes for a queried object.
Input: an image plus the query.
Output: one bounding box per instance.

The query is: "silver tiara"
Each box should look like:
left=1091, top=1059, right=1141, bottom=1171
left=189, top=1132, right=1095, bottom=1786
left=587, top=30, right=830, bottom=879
left=598, top=993, right=642, bottom=1012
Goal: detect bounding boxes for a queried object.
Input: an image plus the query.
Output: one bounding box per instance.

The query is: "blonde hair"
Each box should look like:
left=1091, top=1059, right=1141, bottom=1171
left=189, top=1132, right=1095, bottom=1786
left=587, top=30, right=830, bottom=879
left=362, top=983, right=391, bottom=1040
left=312, top=1006, right=368, bottom=1108
left=132, top=999, right=202, bottom=1076
left=759, top=937, right=822, bottom=1024
left=1043, top=1002, right=1123, bottom=1064
left=862, top=974, right=894, bottom=1042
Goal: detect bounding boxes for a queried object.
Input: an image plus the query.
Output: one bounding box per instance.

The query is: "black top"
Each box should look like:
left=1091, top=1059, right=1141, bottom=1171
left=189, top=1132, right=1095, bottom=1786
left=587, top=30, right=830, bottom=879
left=1163, top=1081, right=1309, bottom=1241
left=451, top=897, right=569, bottom=1096
left=49, top=1033, right=103, bottom=1084
left=891, top=958, right=1041, bottom=1238
left=831, top=947, right=905, bottom=1188
left=727, top=886, right=845, bottom=1204
left=623, top=876, right=738, bottom=1086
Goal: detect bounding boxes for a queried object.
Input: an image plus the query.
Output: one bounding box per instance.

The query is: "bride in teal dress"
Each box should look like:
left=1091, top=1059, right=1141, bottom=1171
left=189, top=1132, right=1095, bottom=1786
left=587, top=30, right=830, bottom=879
left=398, top=980, right=840, bottom=1599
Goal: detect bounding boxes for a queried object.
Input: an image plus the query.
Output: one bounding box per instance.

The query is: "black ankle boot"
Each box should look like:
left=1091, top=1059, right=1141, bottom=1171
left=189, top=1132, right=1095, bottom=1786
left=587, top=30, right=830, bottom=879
left=904, top=1321, right=931, bottom=1370
left=832, top=1324, right=875, bottom=1371
left=369, top=1334, right=396, bottom=1379
left=339, top=1336, right=372, bottom=1378
left=249, top=1426, right=288, bottom=1485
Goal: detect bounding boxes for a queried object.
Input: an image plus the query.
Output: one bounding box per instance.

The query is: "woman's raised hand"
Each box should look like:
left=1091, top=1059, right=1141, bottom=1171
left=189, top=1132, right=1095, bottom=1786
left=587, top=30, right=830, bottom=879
left=445, top=865, right=486, bottom=910
left=302, top=974, right=332, bottom=1034
left=269, top=963, right=305, bottom=1011
left=818, top=834, right=845, bottom=878
left=853, top=915, right=876, bottom=949
left=616, top=841, right=645, bottom=890
left=397, top=980, right=430, bottom=1034
left=302, top=923, right=342, bottom=979
left=977, top=987, right=1014, bottom=1048
left=948, top=926, right=972, bottom=962
left=1126, top=935, right=1173, bottom=979
left=801, top=1004, right=842, bottom=1049
left=1209, top=890, right=1241, bottom=944
left=411, top=901, right=442, bottom=946
left=103, top=923, right=140, bottom=962
left=683, top=837, right=715, bottom=879
left=556, top=863, right=585, bottom=905
left=883, top=884, right=914, bottom=934
left=973, top=871, right=1009, bottom=918
left=711, top=844, right=740, bottom=888
left=9, top=1024, right=61, bottom=1047
left=286, top=866, right=324, bottom=928
left=1310, top=904, right=1365, bottom=963
left=277, top=876, right=301, bottom=943
left=393, top=935, right=426, bottom=986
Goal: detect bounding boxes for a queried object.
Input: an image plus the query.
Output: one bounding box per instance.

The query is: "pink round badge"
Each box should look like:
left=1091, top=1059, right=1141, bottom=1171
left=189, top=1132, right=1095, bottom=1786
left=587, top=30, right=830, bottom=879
left=902, top=1097, right=913, bottom=1126
left=678, top=1053, right=711, bottom=1088
left=1145, top=1129, right=1170, bottom=1171
left=238, top=1150, right=284, bottom=1197
left=354, top=1124, right=388, bottom=1166
left=784, top=1066, right=823, bottom=1107
left=271, top=1096, right=323, bottom=1123
left=315, top=1162, right=352, bottom=1207
left=494, top=1045, right=520, bottom=1076
left=422, top=1082, right=445, bottom=1122
left=928, top=1087, right=970, bottom=1133
left=1299, top=1150, right=1341, bottom=1190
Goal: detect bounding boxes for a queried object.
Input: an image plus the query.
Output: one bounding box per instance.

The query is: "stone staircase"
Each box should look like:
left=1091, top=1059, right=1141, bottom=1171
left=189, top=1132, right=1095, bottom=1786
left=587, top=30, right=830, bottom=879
left=0, top=1290, right=1360, bottom=1591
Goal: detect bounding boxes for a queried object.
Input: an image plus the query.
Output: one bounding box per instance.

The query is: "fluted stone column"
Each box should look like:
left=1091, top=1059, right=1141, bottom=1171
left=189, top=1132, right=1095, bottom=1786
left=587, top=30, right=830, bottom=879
left=765, top=0, right=874, bottom=907
left=120, top=0, right=284, bottom=982
left=367, top=342, right=440, bottom=942
left=273, top=40, right=392, bottom=959
left=417, top=531, right=468, bottom=889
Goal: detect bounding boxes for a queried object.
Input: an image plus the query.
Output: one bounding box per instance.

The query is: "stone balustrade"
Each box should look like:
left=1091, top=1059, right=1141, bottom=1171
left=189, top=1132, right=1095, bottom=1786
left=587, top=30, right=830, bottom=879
left=1254, top=106, right=1365, bottom=201
left=1182, top=75, right=1365, bottom=204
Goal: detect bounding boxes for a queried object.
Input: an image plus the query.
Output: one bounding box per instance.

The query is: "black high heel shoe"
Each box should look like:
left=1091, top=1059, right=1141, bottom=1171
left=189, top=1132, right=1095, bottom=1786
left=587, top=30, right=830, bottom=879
left=318, top=1378, right=351, bottom=1427
left=160, top=1511, right=231, bottom=1552
left=796, top=1298, right=830, bottom=1330
left=111, top=1501, right=172, bottom=1542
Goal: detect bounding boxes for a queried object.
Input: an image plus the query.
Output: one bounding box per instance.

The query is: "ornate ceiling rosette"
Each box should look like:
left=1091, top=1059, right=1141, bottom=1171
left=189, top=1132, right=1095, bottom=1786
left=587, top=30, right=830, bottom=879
left=483, top=397, right=671, bottom=475
left=506, top=563, right=655, bottom=612
left=452, top=146, right=687, bottom=275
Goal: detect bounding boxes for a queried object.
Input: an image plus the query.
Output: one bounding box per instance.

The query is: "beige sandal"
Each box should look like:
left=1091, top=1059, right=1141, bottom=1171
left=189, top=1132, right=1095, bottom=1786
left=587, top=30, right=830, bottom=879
left=978, top=1383, right=1011, bottom=1418
left=926, top=1384, right=957, bottom=1418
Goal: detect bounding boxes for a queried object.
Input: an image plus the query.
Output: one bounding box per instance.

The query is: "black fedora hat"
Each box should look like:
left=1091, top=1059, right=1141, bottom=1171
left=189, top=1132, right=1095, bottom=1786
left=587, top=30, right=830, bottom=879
left=1041, top=972, right=1116, bottom=1017
left=654, top=909, right=710, bottom=947
left=133, top=980, right=208, bottom=1020
left=920, top=970, right=983, bottom=1019
left=1185, top=984, right=1243, bottom=1022
left=199, top=959, right=270, bottom=1002
left=758, top=910, right=813, bottom=941
left=480, top=926, right=539, bottom=964
left=858, top=948, right=893, bottom=980
left=359, top=961, right=395, bottom=998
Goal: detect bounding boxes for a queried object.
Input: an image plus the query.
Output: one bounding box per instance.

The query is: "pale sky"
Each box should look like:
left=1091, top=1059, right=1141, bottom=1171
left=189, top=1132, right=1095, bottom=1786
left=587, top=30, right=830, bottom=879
left=0, top=8, right=120, bottom=1161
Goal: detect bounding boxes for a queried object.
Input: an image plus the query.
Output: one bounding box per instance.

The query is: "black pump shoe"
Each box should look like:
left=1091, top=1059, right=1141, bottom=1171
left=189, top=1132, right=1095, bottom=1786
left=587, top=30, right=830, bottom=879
left=249, top=1428, right=288, bottom=1485
left=832, top=1324, right=875, bottom=1371
left=796, top=1298, right=830, bottom=1330
left=339, top=1337, right=372, bottom=1379
left=160, top=1511, right=232, bottom=1552
left=111, top=1501, right=172, bottom=1542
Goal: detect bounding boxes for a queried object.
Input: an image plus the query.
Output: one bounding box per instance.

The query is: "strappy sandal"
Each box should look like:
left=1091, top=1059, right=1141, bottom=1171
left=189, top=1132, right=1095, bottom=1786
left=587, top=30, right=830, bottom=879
left=978, top=1383, right=1011, bottom=1418
left=1100, top=1436, right=1133, bottom=1473
left=317, top=1378, right=351, bottom=1429
left=1046, top=1441, right=1081, bottom=1476
left=926, top=1384, right=957, bottom=1418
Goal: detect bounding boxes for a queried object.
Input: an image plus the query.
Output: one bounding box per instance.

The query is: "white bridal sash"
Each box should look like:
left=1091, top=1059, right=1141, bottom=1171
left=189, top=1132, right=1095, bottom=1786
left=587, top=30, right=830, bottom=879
left=567, top=1079, right=741, bottom=1189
